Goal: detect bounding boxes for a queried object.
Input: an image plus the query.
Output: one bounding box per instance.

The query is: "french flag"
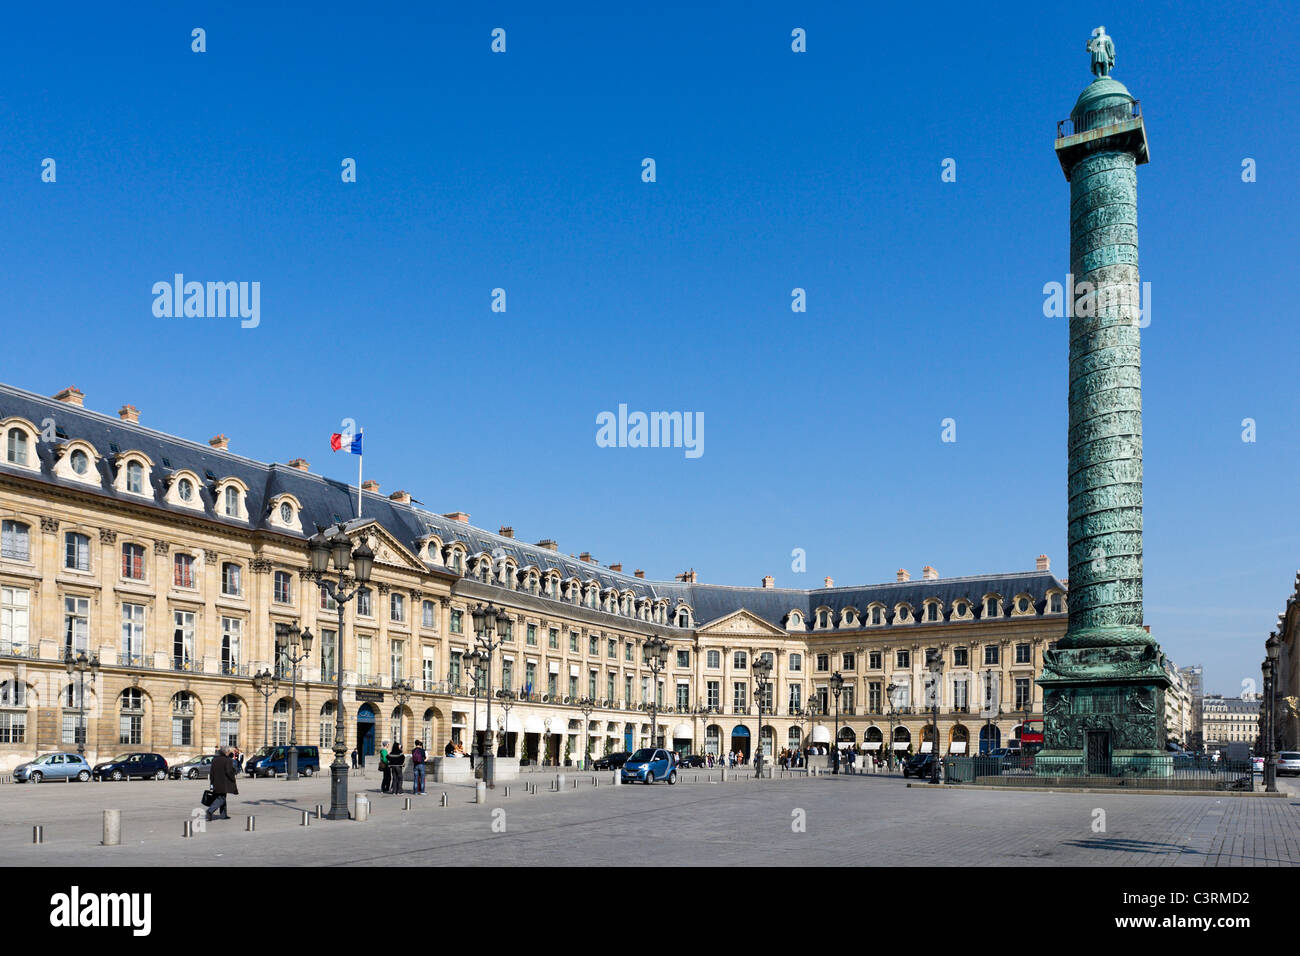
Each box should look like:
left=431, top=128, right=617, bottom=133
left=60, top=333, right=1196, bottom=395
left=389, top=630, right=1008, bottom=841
left=330, top=431, right=363, bottom=454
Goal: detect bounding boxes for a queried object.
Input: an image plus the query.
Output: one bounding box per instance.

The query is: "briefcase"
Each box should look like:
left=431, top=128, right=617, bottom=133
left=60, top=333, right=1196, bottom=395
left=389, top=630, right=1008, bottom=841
left=201, top=789, right=216, bottom=807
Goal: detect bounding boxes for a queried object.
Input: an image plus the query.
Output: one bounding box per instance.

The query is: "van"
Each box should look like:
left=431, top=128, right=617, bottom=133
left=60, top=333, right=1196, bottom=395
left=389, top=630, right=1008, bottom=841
left=245, top=745, right=320, bottom=777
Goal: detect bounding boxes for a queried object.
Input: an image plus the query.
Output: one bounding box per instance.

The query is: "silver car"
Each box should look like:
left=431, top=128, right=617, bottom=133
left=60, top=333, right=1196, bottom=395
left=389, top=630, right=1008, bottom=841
left=170, top=754, right=216, bottom=779
left=1277, top=752, right=1300, bottom=776
left=13, top=752, right=92, bottom=783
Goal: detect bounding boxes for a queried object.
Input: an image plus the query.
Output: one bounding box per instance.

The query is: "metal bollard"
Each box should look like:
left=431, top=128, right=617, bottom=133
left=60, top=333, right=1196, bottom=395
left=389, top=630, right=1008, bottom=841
left=301, top=811, right=311, bottom=826
left=555, top=773, right=564, bottom=791
left=102, top=809, right=121, bottom=846
left=572, top=778, right=577, bottom=789
left=353, top=794, right=370, bottom=821
left=246, top=816, right=256, bottom=831
left=183, top=819, right=194, bottom=838
left=315, top=805, right=324, bottom=819
left=612, top=770, right=620, bottom=786
left=33, top=825, right=43, bottom=844
left=404, top=798, right=412, bottom=811
left=503, top=785, right=510, bottom=797
left=720, top=767, right=729, bottom=782
left=475, top=781, right=487, bottom=804
left=439, top=792, right=449, bottom=807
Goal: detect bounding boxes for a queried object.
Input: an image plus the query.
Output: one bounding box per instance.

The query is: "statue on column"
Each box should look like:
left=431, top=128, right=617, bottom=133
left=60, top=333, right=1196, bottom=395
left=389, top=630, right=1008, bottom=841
left=1088, top=26, right=1115, bottom=77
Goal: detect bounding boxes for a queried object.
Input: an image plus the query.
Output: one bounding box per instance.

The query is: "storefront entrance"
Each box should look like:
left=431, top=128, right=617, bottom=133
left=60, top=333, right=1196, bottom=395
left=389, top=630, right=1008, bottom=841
left=356, top=704, right=376, bottom=763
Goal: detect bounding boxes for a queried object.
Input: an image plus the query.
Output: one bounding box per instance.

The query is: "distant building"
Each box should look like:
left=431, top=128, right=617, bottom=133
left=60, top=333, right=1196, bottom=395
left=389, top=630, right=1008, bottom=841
left=1270, top=572, right=1300, bottom=750
left=1162, top=660, right=1193, bottom=747
left=1201, top=695, right=1262, bottom=752
left=1180, top=664, right=1204, bottom=750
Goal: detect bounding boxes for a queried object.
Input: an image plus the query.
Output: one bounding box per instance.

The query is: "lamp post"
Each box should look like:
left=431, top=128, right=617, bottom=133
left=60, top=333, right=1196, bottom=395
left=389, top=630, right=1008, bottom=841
left=830, top=671, right=844, bottom=774
left=800, top=702, right=818, bottom=765
left=392, top=678, right=413, bottom=749
left=752, top=656, right=772, bottom=778
left=497, top=689, right=516, bottom=758
left=63, top=649, right=100, bottom=757
left=926, top=650, right=944, bottom=785
left=886, top=681, right=900, bottom=770
left=465, top=650, right=484, bottom=770
left=251, top=668, right=279, bottom=748
left=643, top=635, right=669, bottom=750
left=276, top=622, right=313, bottom=780
left=470, top=603, right=509, bottom=787
left=1265, top=634, right=1280, bottom=793
left=578, top=697, right=595, bottom=769
left=307, top=522, right=375, bottom=821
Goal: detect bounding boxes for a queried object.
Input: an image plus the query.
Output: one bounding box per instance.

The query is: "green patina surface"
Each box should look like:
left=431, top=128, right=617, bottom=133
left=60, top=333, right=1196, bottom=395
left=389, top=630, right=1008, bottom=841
left=1037, top=30, right=1169, bottom=768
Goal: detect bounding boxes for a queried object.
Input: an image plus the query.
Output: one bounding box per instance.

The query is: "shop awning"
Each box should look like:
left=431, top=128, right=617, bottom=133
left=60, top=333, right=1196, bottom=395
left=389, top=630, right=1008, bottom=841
left=523, top=715, right=546, bottom=733
left=811, top=726, right=831, bottom=743
left=892, top=741, right=909, bottom=750
left=548, top=661, right=559, bottom=674
left=950, top=741, right=968, bottom=753
left=864, top=742, right=882, bottom=750
left=920, top=741, right=933, bottom=753
left=672, top=723, right=693, bottom=739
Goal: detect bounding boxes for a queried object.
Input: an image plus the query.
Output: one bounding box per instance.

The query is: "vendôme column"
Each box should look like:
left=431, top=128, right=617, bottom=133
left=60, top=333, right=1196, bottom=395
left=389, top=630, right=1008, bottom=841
left=1037, top=27, right=1171, bottom=776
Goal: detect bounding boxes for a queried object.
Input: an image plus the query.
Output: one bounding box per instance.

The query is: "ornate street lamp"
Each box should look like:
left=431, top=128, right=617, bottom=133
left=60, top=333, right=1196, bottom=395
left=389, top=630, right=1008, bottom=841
left=471, top=603, right=508, bottom=787
left=465, top=649, right=484, bottom=769
left=497, top=688, right=515, bottom=758
left=886, top=681, right=900, bottom=770
left=1265, top=634, right=1280, bottom=793
left=643, top=635, right=670, bottom=750
left=578, top=696, right=595, bottom=769
left=926, top=649, right=944, bottom=785
left=392, top=677, right=413, bottom=748
left=752, top=655, right=773, bottom=778
left=276, top=622, right=313, bottom=780
left=64, top=649, right=100, bottom=757
left=251, top=668, right=279, bottom=748
left=307, top=523, right=375, bottom=820
left=829, top=671, right=844, bottom=774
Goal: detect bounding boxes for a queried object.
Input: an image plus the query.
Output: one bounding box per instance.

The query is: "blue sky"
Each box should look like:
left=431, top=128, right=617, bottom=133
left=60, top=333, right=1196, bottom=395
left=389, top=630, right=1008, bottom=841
left=2, top=1, right=1297, bottom=695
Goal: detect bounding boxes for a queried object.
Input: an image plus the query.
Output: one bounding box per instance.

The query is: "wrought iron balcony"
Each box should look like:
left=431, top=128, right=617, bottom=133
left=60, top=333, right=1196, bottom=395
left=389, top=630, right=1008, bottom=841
left=1056, top=99, right=1141, bottom=138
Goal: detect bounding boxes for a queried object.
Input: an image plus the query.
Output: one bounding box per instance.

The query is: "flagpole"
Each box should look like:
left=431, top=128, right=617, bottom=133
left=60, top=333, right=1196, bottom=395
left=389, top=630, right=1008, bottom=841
left=357, top=429, right=363, bottom=519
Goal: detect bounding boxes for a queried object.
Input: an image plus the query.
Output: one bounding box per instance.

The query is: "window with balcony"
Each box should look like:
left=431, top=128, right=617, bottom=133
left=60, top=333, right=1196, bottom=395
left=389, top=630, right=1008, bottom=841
left=2, top=586, right=31, bottom=651
left=64, top=596, right=89, bottom=654
left=706, top=681, right=720, bottom=709
left=221, top=617, right=242, bottom=674
left=173, top=610, right=195, bottom=670
left=732, top=682, right=747, bottom=712
left=788, top=683, right=802, bottom=711
left=121, top=603, right=145, bottom=665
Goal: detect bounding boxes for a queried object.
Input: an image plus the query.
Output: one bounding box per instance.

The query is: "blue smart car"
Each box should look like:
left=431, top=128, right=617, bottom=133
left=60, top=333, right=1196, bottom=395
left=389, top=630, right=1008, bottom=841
left=621, top=748, right=677, bottom=785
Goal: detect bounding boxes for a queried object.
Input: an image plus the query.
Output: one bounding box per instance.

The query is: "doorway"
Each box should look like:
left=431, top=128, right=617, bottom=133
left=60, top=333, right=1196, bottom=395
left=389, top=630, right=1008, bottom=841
left=730, top=725, right=751, bottom=760
left=356, top=704, right=376, bottom=763
left=1087, top=730, right=1111, bottom=774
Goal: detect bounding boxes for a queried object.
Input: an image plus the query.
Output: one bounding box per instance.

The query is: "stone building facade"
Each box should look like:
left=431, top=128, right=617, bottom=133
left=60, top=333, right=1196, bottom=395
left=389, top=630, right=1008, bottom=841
left=0, top=382, right=1067, bottom=771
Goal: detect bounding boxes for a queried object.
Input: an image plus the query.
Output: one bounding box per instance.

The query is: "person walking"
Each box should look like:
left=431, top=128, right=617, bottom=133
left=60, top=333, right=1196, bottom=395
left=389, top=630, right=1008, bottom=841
left=350, top=748, right=358, bottom=770
left=388, top=743, right=406, bottom=795
left=411, top=740, right=427, bottom=794
left=379, top=740, right=391, bottom=794
left=206, top=745, right=238, bottom=821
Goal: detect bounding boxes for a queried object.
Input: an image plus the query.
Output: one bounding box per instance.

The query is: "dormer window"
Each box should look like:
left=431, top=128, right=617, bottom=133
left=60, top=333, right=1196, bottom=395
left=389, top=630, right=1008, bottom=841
left=5, top=428, right=29, bottom=466
left=126, top=461, right=144, bottom=493
left=267, top=495, right=302, bottom=532
left=985, top=597, right=1001, bottom=618
left=178, top=478, right=194, bottom=501
left=789, top=611, right=803, bottom=629
left=70, top=449, right=89, bottom=475
left=224, top=487, right=240, bottom=517
left=926, top=603, right=939, bottom=622
left=1049, top=593, right=1064, bottom=614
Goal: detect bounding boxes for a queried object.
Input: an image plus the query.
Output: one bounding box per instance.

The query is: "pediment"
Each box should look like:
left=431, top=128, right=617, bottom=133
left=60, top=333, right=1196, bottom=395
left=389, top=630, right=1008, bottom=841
left=696, top=608, right=789, bottom=638
left=348, top=520, right=427, bottom=573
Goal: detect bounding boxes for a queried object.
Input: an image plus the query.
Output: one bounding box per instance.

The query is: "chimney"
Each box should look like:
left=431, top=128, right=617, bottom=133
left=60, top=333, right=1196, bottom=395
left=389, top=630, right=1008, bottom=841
left=634, top=569, right=646, bottom=579
left=443, top=512, right=470, bottom=523
left=579, top=552, right=595, bottom=563
left=762, top=575, right=775, bottom=589
left=499, top=526, right=514, bottom=538
left=536, top=539, right=559, bottom=551
left=208, top=434, right=229, bottom=450
left=609, top=563, right=622, bottom=572
left=676, top=569, right=697, bottom=584
left=361, top=480, right=380, bottom=494
left=922, top=565, right=938, bottom=581
left=287, top=458, right=310, bottom=472
left=1036, top=554, right=1050, bottom=571
left=53, top=386, right=85, bottom=407
left=897, top=569, right=911, bottom=583
left=118, top=404, right=140, bottom=424
left=824, top=576, right=834, bottom=588
left=388, top=490, right=411, bottom=505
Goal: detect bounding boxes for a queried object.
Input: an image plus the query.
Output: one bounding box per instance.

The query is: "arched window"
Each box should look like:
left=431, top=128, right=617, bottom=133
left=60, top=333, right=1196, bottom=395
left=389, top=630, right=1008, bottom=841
left=223, top=486, right=240, bottom=517
left=272, top=699, right=291, bottom=746
left=320, top=701, right=337, bottom=749
left=171, top=692, right=195, bottom=747
left=126, top=460, right=145, bottom=494
left=219, top=695, right=241, bottom=748
left=0, top=680, right=28, bottom=744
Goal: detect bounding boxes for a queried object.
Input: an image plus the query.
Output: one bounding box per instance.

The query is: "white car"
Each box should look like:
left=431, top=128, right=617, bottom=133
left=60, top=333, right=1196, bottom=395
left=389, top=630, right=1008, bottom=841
left=1276, top=752, right=1300, bottom=776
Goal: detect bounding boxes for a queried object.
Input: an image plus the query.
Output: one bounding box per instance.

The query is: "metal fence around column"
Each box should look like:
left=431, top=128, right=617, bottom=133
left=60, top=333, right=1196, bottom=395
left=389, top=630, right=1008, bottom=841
left=943, top=754, right=1256, bottom=791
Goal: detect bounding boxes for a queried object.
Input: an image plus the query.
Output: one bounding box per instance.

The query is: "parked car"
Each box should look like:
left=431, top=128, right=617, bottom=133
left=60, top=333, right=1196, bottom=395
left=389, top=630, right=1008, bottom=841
left=93, top=752, right=168, bottom=781
left=621, top=748, right=677, bottom=785
left=986, top=748, right=1015, bottom=760
left=902, top=753, right=937, bottom=779
left=245, top=745, right=320, bottom=777
left=170, top=754, right=216, bottom=779
left=12, top=752, right=92, bottom=783
left=593, top=751, right=630, bottom=770
left=1277, top=752, right=1300, bottom=776
left=679, top=754, right=706, bottom=768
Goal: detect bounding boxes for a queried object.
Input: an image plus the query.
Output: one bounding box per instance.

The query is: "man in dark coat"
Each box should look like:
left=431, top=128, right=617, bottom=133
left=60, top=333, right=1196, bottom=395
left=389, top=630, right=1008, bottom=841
left=207, top=745, right=238, bottom=821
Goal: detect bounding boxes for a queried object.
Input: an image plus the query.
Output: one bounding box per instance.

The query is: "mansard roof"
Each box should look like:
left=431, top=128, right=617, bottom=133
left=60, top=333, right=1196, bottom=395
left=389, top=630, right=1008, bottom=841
left=0, top=381, right=1066, bottom=627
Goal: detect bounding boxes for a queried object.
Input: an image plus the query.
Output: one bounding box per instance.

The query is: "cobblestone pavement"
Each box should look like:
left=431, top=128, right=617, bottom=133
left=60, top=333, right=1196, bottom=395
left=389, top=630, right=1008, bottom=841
left=1, top=769, right=1297, bottom=866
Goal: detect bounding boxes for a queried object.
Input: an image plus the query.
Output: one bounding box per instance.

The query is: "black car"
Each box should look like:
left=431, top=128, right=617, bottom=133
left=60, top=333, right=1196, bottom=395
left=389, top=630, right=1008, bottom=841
left=93, top=752, right=169, bottom=781
left=593, top=751, right=631, bottom=770
left=901, top=754, right=937, bottom=779
left=678, top=754, right=707, bottom=768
